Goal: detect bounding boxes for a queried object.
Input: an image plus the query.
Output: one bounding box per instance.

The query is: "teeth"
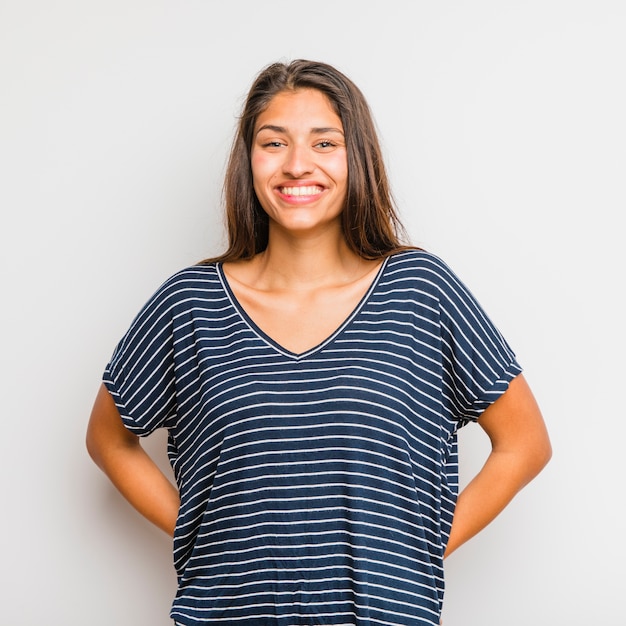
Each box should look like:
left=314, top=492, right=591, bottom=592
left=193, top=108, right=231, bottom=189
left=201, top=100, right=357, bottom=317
left=281, top=186, right=321, bottom=196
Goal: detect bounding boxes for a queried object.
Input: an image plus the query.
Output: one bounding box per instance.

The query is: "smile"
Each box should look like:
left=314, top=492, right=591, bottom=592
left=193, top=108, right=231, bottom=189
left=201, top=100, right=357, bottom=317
left=280, top=186, right=323, bottom=196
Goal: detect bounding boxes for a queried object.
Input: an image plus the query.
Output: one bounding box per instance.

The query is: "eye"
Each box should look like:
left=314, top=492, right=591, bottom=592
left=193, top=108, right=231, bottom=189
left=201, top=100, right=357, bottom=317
left=262, top=141, right=284, bottom=148
left=315, top=140, right=336, bottom=149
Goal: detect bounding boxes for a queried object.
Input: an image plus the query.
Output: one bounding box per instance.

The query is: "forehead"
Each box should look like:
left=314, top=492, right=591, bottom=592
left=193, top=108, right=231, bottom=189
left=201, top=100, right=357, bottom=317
left=255, top=89, right=342, bottom=131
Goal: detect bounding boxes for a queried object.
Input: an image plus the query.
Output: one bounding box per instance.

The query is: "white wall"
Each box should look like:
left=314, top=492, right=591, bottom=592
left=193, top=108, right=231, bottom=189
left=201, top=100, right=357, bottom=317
left=2, top=1, right=624, bottom=624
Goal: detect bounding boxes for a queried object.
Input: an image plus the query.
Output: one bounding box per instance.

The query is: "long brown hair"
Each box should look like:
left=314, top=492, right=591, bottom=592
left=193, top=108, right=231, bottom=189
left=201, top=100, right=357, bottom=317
left=203, top=59, right=411, bottom=263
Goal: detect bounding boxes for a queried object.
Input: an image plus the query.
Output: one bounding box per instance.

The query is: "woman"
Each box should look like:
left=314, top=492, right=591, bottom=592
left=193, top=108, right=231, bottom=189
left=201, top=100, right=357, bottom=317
left=86, top=59, right=551, bottom=626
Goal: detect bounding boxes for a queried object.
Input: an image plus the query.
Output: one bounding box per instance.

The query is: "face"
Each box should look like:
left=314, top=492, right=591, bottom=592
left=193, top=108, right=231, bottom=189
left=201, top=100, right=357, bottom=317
left=251, top=88, right=348, bottom=239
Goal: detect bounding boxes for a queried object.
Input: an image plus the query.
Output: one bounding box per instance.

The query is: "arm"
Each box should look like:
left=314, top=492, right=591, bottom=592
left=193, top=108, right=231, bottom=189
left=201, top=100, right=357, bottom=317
left=86, top=383, right=180, bottom=536
left=444, top=373, right=552, bottom=558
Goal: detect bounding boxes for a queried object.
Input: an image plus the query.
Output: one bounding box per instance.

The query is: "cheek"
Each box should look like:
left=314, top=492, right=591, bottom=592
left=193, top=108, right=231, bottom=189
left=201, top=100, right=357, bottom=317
left=250, top=151, right=273, bottom=184
left=250, top=153, right=275, bottom=211
left=327, top=153, right=348, bottom=184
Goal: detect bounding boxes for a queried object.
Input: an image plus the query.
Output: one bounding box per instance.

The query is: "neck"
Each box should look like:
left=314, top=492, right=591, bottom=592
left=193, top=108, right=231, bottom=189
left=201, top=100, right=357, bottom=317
left=251, top=227, right=365, bottom=290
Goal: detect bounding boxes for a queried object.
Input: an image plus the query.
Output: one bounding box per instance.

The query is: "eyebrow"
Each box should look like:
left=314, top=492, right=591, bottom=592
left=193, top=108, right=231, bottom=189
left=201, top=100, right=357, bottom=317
left=256, top=124, right=344, bottom=135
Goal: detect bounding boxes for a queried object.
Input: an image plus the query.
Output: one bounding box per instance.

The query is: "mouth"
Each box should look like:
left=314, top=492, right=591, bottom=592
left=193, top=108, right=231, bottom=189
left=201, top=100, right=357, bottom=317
left=279, top=185, right=324, bottom=197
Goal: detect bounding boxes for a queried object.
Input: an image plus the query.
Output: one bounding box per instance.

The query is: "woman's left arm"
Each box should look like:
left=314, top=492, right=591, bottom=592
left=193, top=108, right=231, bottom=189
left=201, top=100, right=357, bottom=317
left=444, top=373, right=552, bottom=558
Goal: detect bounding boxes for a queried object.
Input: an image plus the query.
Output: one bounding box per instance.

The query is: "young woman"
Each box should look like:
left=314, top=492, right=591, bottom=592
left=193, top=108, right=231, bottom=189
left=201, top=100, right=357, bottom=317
left=86, top=59, right=551, bottom=626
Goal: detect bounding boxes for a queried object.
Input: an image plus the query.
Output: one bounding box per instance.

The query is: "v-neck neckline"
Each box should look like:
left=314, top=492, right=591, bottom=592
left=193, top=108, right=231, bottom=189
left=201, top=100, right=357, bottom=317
left=216, top=256, right=390, bottom=360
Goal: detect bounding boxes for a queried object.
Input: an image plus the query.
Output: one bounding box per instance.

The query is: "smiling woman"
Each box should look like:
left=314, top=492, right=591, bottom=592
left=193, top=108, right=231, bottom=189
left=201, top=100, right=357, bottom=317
left=216, top=59, right=405, bottom=262
left=86, top=59, right=551, bottom=626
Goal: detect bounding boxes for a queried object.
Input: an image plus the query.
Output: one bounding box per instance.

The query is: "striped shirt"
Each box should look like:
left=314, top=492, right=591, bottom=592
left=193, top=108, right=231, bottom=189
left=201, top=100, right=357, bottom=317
left=104, top=249, right=521, bottom=626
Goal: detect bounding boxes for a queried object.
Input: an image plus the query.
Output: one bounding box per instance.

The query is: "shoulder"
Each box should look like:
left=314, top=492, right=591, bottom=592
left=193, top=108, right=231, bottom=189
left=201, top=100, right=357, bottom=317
left=384, top=249, right=463, bottom=290
left=382, top=249, right=486, bottom=315
left=109, top=264, right=229, bottom=368
left=136, top=264, right=226, bottom=318
left=386, top=248, right=449, bottom=271
left=158, top=263, right=221, bottom=292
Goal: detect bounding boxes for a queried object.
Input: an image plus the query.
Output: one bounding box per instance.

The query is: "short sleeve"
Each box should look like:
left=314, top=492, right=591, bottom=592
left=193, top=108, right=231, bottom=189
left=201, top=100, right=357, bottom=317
left=431, top=255, right=522, bottom=424
left=103, top=277, right=179, bottom=436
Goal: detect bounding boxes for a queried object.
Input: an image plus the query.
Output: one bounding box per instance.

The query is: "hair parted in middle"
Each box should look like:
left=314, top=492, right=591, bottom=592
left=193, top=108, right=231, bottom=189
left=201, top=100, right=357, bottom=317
left=207, top=59, right=410, bottom=263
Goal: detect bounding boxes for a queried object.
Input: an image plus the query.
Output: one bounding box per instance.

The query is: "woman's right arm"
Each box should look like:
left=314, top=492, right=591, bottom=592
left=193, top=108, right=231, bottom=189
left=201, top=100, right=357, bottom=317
left=86, top=383, right=180, bottom=536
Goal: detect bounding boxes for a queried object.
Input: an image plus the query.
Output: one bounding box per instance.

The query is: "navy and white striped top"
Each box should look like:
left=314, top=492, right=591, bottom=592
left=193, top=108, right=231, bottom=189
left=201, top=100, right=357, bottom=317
left=104, top=250, right=521, bottom=626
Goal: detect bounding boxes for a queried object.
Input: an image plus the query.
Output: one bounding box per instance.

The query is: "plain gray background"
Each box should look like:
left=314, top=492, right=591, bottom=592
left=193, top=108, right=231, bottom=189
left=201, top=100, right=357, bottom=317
left=2, top=1, right=624, bottom=624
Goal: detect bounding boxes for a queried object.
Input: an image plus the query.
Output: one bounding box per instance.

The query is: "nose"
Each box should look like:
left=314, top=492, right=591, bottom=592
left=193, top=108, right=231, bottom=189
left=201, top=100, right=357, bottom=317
left=283, top=143, right=314, bottom=178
